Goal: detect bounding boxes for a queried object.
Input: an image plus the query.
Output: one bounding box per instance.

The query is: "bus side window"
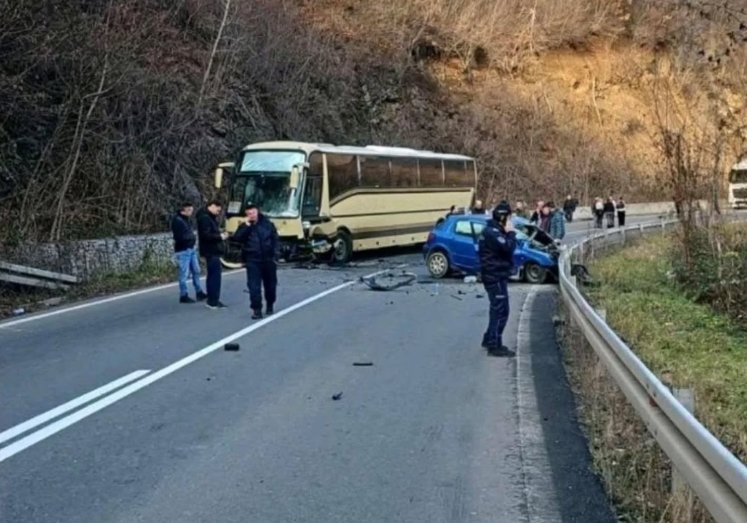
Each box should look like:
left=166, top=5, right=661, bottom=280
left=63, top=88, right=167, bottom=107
left=326, top=153, right=359, bottom=200
left=419, top=159, right=443, bottom=187
left=360, top=156, right=390, bottom=187
left=444, top=160, right=472, bottom=187
left=390, top=158, right=418, bottom=187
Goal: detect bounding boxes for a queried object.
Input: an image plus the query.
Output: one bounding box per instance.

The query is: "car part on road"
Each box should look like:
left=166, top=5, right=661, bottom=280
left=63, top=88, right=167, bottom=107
left=331, top=392, right=343, bottom=401
left=360, top=271, right=417, bottom=291
left=224, top=343, right=240, bottom=351
left=353, top=362, right=374, bottom=366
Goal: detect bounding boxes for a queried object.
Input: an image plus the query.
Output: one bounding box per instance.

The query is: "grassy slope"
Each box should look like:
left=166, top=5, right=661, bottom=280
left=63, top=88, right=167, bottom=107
left=588, top=234, right=747, bottom=461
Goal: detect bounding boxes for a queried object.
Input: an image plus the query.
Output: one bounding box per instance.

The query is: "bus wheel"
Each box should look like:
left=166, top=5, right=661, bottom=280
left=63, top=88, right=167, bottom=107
left=330, top=230, right=353, bottom=264
left=426, top=251, right=449, bottom=279
left=524, top=262, right=547, bottom=284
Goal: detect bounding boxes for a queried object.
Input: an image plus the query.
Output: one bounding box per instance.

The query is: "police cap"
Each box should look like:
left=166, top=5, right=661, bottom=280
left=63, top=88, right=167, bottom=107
left=492, top=200, right=512, bottom=221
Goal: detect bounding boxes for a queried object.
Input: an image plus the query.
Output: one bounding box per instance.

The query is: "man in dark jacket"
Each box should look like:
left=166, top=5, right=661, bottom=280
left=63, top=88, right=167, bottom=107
left=478, top=201, right=517, bottom=357
left=232, top=203, right=280, bottom=319
left=171, top=203, right=207, bottom=303
left=196, top=200, right=228, bottom=309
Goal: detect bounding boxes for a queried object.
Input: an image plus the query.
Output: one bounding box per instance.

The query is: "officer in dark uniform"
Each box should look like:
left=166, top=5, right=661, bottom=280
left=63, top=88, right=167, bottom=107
left=232, top=202, right=280, bottom=319
left=478, top=201, right=518, bottom=357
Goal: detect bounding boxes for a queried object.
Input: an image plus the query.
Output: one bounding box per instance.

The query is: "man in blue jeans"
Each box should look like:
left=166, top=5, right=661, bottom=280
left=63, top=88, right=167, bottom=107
left=171, top=203, right=207, bottom=304
left=197, top=200, right=228, bottom=309
left=478, top=201, right=517, bottom=357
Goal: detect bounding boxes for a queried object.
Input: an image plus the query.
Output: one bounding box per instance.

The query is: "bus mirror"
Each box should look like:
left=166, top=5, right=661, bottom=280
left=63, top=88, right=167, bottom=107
left=290, top=166, right=300, bottom=190
left=214, top=167, right=224, bottom=189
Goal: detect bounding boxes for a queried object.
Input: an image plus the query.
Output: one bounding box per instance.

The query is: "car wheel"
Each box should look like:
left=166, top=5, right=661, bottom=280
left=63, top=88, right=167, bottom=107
left=426, top=251, right=450, bottom=279
left=524, top=262, right=547, bottom=284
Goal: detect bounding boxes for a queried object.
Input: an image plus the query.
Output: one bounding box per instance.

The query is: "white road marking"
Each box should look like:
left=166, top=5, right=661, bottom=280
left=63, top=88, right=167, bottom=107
left=0, top=370, right=150, bottom=446
left=516, top=287, right=562, bottom=522
left=0, top=267, right=402, bottom=463
left=0, top=270, right=243, bottom=330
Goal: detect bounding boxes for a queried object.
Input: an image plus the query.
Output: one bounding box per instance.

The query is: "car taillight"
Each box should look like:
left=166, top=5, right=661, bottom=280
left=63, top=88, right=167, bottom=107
left=427, top=232, right=435, bottom=243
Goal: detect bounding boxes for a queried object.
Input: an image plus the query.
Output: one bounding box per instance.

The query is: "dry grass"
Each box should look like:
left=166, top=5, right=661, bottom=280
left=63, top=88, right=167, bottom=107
left=560, top=317, right=714, bottom=523
left=561, top=231, right=747, bottom=521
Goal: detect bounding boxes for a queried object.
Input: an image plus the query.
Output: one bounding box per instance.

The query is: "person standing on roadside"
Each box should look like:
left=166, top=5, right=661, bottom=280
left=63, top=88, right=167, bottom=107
left=529, top=200, right=545, bottom=223
left=549, top=201, right=566, bottom=240
left=233, top=202, right=280, bottom=319
left=593, top=197, right=604, bottom=229
left=197, top=200, right=228, bottom=309
left=478, top=201, right=517, bottom=358
left=171, top=202, right=207, bottom=304
left=563, top=195, right=575, bottom=223
left=604, top=196, right=616, bottom=228
left=617, top=196, right=627, bottom=226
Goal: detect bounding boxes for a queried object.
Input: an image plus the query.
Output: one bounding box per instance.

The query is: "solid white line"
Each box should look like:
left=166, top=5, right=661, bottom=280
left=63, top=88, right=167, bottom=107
left=0, top=370, right=151, bottom=446
left=0, top=270, right=243, bottom=330
left=0, top=267, right=399, bottom=463
left=516, top=288, right=562, bottom=522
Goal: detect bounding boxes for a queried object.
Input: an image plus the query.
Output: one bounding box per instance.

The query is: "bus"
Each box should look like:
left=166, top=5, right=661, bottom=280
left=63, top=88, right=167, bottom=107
left=213, top=141, right=477, bottom=265
left=728, top=158, right=747, bottom=209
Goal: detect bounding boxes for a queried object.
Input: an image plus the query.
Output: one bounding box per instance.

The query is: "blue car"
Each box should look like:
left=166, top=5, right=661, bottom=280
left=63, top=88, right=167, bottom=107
left=423, top=214, right=559, bottom=283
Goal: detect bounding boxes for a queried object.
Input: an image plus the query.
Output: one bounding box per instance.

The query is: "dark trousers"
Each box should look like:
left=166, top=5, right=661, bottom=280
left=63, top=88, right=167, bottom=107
left=595, top=213, right=603, bottom=228
left=617, top=211, right=626, bottom=226
left=482, top=279, right=510, bottom=349
left=246, top=260, right=277, bottom=311
left=205, top=255, right=222, bottom=306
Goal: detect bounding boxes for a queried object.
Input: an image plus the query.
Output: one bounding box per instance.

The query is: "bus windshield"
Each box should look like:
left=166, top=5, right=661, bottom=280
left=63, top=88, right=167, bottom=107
left=729, top=170, right=747, bottom=184
left=229, top=150, right=305, bottom=217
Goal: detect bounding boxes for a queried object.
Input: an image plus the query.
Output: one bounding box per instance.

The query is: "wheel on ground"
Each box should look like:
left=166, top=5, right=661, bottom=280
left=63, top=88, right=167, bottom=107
left=220, top=257, right=245, bottom=269
left=523, top=262, right=547, bottom=284
left=330, top=230, right=353, bottom=264
left=426, top=251, right=449, bottom=279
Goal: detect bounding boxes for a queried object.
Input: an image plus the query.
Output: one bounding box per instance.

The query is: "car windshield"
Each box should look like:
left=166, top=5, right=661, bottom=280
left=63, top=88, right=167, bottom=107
left=730, top=170, right=747, bottom=184
left=227, top=150, right=305, bottom=217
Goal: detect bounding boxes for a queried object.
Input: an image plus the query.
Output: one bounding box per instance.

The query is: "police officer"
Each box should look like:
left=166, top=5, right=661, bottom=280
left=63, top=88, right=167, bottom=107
left=478, top=200, right=517, bottom=357
left=233, top=202, right=280, bottom=319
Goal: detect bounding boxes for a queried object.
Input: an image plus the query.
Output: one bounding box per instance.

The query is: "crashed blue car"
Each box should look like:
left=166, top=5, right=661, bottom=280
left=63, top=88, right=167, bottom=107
left=423, top=214, right=559, bottom=283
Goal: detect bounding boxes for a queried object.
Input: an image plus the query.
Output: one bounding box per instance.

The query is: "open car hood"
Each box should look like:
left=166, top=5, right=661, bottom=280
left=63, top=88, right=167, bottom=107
left=512, top=217, right=558, bottom=252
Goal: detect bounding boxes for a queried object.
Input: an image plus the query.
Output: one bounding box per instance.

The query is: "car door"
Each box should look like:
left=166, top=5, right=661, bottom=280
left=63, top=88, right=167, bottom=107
left=450, top=219, right=479, bottom=270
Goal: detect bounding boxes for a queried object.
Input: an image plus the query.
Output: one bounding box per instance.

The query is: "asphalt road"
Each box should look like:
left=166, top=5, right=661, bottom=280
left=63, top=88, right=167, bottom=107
left=0, top=217, right=650, bottom=523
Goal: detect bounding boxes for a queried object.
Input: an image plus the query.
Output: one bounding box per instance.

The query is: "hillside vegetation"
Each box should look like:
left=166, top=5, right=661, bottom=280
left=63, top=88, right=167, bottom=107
left=1, top=0, right=745, bottom=243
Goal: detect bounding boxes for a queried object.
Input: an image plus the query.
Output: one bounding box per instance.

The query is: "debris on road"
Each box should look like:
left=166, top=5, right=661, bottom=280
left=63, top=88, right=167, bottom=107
left=332, top=392, right=343, bottom=401
left=360, top=271, right=417, bottom=291
left=224, top=342, right=240, bottom=351
left=463, top=275, right=477, bottom=284
left=571, top=263, right=596, bottom=286
left=450, top=294, right=463, bottom=301
left=476, top=294, right=484, bottom=299
left=353, top=362, right=374, bottom=366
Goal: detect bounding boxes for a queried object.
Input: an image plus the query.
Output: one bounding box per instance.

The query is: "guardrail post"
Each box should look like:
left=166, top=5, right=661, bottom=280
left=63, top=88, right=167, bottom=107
left=672, top=387, right=696, bottom=493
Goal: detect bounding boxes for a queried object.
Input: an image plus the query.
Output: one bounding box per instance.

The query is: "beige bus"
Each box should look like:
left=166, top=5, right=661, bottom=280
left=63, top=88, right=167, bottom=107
left=214, top=141, right=477, bottom=264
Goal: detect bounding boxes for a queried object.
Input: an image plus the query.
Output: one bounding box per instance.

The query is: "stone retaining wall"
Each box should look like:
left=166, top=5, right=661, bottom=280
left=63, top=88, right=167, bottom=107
left=3, top=233, right=174, bottom=281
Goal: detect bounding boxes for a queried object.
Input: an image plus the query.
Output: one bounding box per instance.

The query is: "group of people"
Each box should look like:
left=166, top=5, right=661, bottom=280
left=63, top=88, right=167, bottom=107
left=592, top=196, right=626, bottom=229
left=170, top=200, right=280, bottom=319
left=513, top=199, right=568, bottom=240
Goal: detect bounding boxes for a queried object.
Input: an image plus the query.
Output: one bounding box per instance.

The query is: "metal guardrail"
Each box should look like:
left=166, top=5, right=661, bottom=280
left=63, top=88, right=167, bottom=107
left=558, top=219, right=747, bottom=523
